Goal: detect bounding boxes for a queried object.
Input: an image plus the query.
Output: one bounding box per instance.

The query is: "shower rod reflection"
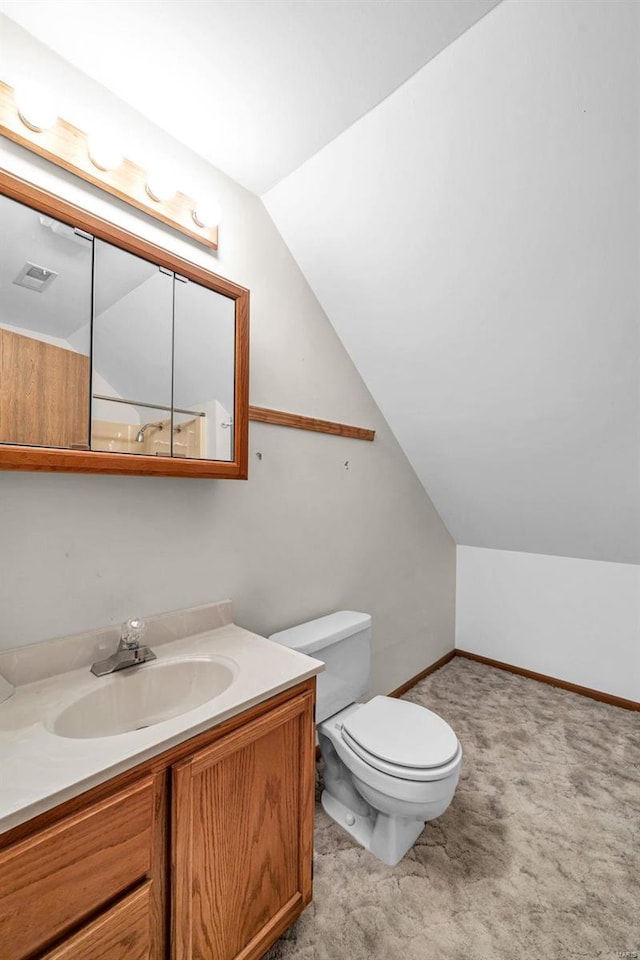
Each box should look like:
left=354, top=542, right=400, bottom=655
left=92, top=394, right=206, bottom=417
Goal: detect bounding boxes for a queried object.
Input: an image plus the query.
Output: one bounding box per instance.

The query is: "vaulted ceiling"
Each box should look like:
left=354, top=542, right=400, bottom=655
left=1, top=0, right=637, bottom=564
left=0, top=0, right=499, bottom=193
left=264, top=0, right=640, bottom=565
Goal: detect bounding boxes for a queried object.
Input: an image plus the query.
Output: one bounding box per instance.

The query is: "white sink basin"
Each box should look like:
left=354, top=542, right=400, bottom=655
left=51, top=657, right=237, bottom=739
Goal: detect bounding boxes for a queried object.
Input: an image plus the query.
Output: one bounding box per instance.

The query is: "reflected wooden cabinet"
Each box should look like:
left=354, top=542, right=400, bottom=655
left=0, top=171, right=249, bottom=479
left=0, top=328, right=90, bottom=448
left=0, top=680, right=315, bottom=960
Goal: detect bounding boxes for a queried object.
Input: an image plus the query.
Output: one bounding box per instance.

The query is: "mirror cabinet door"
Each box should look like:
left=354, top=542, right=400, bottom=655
left=91, top=240, right=174, bottom=457
left=173, top=276, right=236, bottom=462
left=0, top=194, right=93, bottom=450
left=0, top=174, right=248, bottom=477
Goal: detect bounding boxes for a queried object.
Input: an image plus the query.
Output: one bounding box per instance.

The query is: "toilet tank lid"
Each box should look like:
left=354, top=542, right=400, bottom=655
left=269, top=611, right=371, bottom=655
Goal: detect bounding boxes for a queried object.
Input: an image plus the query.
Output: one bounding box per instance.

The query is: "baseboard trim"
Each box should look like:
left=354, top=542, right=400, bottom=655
left=314, top=646, right=638, bottom=764
left=387, top=649, right=456, bottom=699
left=455, top=649, right=640, bottom=712
left=316, top=646, right=638, bottom=768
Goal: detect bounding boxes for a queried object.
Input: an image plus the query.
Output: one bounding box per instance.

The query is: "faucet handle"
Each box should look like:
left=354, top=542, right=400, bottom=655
left=120, top=617, right=146, bottom=649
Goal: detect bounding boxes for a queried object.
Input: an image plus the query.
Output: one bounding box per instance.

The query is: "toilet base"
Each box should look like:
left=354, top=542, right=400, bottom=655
left=321, top=789, right=425, bottom=866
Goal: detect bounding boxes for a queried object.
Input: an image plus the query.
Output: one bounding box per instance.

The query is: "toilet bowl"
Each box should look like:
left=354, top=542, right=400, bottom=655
left=270, top=612, right=462, bottom=866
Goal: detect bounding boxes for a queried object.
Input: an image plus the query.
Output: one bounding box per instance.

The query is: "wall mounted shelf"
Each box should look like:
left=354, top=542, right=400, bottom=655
left=248, top=406, right=375, bottom=442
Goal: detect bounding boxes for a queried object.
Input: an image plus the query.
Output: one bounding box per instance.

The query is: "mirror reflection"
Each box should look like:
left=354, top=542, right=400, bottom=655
left=0, top=194, right=92, bottom=450
left=91, top=240, right=174, bottom=457
left=0, top=194, right=239, bottom=464
left=173, top=275, right=235, bottom=461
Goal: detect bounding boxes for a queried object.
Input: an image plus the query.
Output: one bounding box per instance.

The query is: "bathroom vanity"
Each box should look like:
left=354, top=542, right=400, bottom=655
left=0, top=603, right=322, bottom=960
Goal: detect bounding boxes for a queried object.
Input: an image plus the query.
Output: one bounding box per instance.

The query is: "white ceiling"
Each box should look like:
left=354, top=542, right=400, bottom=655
left=265, top=0, right=640, bottom=564
left=0, top=0, right=500, bottom=194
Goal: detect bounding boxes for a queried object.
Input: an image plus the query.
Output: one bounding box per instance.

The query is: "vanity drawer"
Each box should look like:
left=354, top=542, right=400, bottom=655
left=0, top=775, right=155, bottom=960
left=39, top=881, right=152, bottom=960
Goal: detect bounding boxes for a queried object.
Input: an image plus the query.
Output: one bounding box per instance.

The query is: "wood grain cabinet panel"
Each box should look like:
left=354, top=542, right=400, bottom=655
left=0, top=328, right=90, bottom=449
left=39, top=882, right=152, bottom=960
left=0, top=776, right=155, bottom=960
left=172, top=690, right=315, bottom=960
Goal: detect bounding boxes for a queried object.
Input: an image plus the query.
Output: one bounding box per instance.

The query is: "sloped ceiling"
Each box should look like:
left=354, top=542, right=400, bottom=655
left=0, top=0, right=500, bottom=194
left=0, top=193, right=92, bottom=339
left=264, top=0, right=639, bottom=564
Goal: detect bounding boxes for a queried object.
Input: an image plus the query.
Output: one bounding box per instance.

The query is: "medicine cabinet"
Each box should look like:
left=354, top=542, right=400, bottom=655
left=0, top=171, right=249, bottom=479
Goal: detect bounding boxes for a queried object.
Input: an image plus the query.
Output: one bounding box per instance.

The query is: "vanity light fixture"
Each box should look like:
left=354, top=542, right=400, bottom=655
left=146, top=171, right=177, bottom=203
left=87, top=132, right=123, bottom=172
left=0, top=80, right=219, bottom=249
left=193, top=198, right=222, bottom=229
left=15, top=84, right=57, bottom=132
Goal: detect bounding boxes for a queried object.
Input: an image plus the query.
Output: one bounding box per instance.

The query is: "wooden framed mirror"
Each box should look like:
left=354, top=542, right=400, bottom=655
left=0, top=171, right=249, bottom=479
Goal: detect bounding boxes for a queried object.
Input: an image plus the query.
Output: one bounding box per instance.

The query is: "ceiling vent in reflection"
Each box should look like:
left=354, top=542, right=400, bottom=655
left=13, top=261, right=59, bottom=293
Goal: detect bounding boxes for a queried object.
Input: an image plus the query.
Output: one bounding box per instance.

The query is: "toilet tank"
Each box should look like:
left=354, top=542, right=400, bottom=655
left=269, top=611, right=371, bottom=723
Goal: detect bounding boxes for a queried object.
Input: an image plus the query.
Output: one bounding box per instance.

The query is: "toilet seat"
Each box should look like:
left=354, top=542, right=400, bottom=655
left=340, top=696, right=460, bottom=782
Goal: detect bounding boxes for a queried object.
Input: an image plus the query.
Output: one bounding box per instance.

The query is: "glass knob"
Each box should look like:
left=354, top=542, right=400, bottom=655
left=120, top=616, right=146, bottom=648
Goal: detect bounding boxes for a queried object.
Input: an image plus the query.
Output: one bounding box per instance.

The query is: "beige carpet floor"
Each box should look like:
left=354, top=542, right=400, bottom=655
left=264, top=658, right=640, bottom=960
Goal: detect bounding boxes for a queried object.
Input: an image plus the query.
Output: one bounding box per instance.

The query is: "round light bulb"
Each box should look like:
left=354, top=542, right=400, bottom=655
left=87, top=132, right=123, bottom=172
left=192, top=198, right=222, bottom=229
left=15, top=84, right=57, bottom=132
left=145, top=171, right=176, bottom=203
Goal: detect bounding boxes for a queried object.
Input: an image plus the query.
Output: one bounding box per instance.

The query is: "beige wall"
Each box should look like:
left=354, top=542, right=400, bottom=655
left=0, top=18, right=455, bottom=695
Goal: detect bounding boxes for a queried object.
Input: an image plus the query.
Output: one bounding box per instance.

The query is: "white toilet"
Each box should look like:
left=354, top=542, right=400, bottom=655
left=270, top=611, right=462, bottom=866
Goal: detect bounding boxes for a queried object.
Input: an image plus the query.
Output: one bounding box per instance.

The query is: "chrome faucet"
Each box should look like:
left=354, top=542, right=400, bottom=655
left=91, top=617, right=156, bottom=677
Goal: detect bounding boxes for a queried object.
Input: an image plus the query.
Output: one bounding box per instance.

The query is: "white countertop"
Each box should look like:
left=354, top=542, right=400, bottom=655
left=0, top=622, right=323, bottom=833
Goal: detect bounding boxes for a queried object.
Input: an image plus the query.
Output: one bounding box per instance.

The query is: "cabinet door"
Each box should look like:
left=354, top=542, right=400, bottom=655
left=0, top=775, right=155, bottom=960
left=172, top=689, right=315, bottom=960
left=172, top=275, right=236, bottom=462
left=39, top=882, right=152, bottom=960
left=91, top=239, right=174, bottom=457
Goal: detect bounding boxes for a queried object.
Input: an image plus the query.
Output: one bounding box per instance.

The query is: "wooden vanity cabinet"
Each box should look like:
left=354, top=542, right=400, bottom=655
left=38, top=883, right=153, bottom=960
left=172, top=690, right=315, bottom=960
left=0, top=679, right=315, bottom=960
left=0, top=775, right=158, bottom=960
